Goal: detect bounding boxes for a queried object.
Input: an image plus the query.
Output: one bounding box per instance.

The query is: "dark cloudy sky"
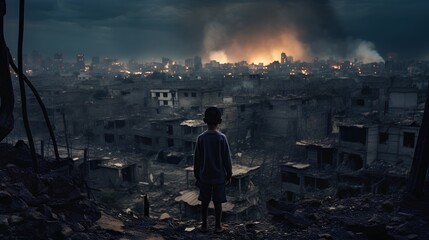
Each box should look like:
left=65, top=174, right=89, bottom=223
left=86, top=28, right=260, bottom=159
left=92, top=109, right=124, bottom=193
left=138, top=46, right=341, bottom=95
left=4, top=0, right=429, bottom=62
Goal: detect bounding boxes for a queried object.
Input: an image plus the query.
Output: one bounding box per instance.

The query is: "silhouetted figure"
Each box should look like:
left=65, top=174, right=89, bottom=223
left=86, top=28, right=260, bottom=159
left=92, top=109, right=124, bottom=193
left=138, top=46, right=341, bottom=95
left=194, top=107, right=232, bottom=233
left=144, top=194, right=149, bottom=217
left=159, top=172, right=164, bottom=186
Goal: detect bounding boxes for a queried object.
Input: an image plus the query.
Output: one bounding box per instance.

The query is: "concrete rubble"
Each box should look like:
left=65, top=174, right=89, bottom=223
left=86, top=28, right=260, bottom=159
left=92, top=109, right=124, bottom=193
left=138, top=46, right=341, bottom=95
left=1, top=140, right=427, bottom=239
left=0, top=142, right=103, bottom=239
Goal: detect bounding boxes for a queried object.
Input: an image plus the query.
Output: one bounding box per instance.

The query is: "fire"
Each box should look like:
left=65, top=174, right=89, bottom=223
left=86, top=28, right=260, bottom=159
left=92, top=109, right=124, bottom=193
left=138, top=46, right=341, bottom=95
left=250, top=57, right=272, bottom=65
left=206, top=31, right=308, bottom=65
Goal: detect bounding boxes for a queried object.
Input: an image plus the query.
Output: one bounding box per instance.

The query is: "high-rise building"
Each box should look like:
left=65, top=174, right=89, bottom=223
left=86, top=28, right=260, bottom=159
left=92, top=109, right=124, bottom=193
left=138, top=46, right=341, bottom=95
left=53, top=52, right=63, bottom=72
left=162, top=57, right=170, bottom=66
left=162, top=57, right=174, bottom=69
left=194, top=56, right=202, bottom=71
left=76, top=53, right=85, bottom=70
left=185, top=58, right=194, bottom=69
left=281, top=52, right=287, bottom=64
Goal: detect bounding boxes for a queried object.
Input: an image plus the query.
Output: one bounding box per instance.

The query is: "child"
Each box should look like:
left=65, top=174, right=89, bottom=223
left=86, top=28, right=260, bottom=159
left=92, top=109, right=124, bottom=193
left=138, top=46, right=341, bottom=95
left=193, top=106, right=232, bottom=233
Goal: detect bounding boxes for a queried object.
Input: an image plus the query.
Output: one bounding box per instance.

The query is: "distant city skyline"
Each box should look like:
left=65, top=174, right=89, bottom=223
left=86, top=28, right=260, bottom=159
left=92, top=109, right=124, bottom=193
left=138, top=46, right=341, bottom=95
left=4, top=0, right=429, bottom=63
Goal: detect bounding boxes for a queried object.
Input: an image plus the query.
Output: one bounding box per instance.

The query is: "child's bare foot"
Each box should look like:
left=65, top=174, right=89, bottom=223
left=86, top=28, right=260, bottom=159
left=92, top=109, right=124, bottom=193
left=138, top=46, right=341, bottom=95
left=215, top=225, right=224, bottom=233
left=200, top=223, right=208, bottom=233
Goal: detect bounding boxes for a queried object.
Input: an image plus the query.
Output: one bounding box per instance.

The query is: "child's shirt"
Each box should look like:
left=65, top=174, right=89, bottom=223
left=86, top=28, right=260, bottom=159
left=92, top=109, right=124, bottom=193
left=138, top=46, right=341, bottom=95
left=193, top=130, right=232, bottom=184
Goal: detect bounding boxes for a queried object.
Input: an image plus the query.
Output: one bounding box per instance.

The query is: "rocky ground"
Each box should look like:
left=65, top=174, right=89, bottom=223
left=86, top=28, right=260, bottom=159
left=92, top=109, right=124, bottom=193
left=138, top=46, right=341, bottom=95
left=1, top=142, right=429, bottom=239
left=95, top=191, right=428, bottom=240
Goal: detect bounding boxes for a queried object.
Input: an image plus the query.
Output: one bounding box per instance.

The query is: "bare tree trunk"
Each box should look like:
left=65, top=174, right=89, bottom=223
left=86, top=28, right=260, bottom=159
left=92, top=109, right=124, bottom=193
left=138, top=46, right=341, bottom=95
left=62, top=111, right=71, bottom=158
left=407, top=83, right=429, bottom=197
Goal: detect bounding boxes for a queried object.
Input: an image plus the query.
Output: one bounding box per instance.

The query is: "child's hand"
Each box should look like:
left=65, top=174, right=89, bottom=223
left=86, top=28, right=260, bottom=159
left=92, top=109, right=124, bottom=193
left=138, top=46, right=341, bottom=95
left=225, top=178, right=231, bottom=186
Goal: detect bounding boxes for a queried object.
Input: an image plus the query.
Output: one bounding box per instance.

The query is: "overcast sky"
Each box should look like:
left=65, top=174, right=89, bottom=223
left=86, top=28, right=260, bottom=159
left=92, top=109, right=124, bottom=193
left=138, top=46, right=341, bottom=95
left=4, top=0, right=429, bottom=63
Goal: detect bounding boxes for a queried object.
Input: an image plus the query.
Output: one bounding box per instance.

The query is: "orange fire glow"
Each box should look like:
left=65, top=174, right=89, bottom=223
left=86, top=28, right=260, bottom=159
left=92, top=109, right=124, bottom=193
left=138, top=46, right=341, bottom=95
left=209, top=50, right=228, bottom=63
left=207, top=31, right=309, bottom=65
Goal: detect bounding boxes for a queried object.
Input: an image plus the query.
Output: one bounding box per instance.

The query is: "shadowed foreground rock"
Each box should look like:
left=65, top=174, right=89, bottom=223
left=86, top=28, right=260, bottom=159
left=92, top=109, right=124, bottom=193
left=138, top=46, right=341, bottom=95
left=0, top=142, right=100, bottom=239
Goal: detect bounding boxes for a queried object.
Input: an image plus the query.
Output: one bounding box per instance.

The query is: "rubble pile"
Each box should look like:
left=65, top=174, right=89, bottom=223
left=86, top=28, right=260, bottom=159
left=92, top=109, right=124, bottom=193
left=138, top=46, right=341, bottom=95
left=138, top=192, right=428, bottom=240
left=0, top=142, right=101, bottom=239
left=265, top=193, right=429, bottom=240
left=84, top=187, right=427, bottom=240
left=1, top=141, right=428, bottom=240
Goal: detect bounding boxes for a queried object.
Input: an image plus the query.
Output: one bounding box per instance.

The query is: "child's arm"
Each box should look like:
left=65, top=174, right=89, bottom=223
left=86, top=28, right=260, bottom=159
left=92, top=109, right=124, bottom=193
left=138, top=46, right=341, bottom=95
left=193, top=136, right=201, bottom=180
left=222, top=136, right=233, bottom=181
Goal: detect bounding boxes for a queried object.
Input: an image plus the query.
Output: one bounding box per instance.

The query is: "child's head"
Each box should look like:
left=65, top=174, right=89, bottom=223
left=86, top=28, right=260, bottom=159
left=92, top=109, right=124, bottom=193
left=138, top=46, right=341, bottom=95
left=203, top=106, right=222, bottom=126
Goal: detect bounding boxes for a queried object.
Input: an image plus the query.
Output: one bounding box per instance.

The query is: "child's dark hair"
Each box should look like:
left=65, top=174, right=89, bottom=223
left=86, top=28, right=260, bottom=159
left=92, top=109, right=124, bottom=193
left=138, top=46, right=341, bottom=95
left=203, top=107, right=222, bottom=125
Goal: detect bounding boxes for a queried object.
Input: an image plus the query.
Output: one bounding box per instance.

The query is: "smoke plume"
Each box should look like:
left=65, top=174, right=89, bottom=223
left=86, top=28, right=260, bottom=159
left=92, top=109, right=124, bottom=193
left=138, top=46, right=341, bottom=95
left=191, top=0, right=384, bottom=63
left=347, top=39, right=384, bottom=63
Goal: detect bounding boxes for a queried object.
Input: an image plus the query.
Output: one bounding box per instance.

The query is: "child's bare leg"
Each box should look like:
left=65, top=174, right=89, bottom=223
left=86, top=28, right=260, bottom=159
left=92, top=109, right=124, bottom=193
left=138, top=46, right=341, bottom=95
left=214, top=202, right=222, bottom=232
left=201, top=201, right=209, bottom=232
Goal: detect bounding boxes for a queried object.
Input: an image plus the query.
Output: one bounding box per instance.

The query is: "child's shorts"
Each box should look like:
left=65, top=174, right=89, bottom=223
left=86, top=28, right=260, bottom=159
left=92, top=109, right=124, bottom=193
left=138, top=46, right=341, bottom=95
left=198, top=182, right=227, bottom=203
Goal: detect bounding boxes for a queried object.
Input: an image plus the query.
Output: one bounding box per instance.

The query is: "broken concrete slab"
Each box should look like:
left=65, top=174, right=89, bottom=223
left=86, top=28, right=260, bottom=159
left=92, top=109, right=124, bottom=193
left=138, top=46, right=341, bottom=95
left=97, top=211, right=125, bottom=234
left=159, top=213, right=171, bottom=220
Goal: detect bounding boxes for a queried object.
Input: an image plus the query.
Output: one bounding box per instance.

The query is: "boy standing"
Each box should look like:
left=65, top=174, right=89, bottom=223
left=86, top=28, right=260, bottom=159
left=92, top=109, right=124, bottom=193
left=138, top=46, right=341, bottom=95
left=193, top=106, right=232, bottom=233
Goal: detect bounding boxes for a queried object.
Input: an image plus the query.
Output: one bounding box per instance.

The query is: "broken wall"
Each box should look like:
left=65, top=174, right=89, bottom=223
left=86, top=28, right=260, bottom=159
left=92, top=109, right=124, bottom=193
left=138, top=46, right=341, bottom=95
left=377, top=125, right=418, bottom=166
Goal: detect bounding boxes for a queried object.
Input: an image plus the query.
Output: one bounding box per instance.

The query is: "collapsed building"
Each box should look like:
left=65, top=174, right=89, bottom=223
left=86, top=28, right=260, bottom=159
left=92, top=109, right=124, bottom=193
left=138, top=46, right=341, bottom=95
left=52, top=73, right=426, bottom=217
left=7, top=42, right=429, bottom=229
left=281, top=118, right=421, bottom=201
left=279, top=76, right=426, bottom=201
left=87, top=157, right=150, bottom=188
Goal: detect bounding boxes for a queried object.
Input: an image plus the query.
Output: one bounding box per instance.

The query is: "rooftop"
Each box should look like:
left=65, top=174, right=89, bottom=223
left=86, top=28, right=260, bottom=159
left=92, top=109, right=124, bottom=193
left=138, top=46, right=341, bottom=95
left=296, top=138, right=337, bottom=149
left=283, top=161, right=311, bottom=170
left=180, top=119, right=205, bottom=127
left=149, top=116, right=185, bottom=122
left=98, top=158, right=138, bottom=169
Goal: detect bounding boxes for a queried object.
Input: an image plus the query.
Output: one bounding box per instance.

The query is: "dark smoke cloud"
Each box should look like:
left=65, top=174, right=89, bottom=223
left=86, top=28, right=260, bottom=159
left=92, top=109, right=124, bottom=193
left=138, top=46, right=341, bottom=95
left=182, top=0, right=383, bottom=62
left=7, top=0, right=427, bottom=62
